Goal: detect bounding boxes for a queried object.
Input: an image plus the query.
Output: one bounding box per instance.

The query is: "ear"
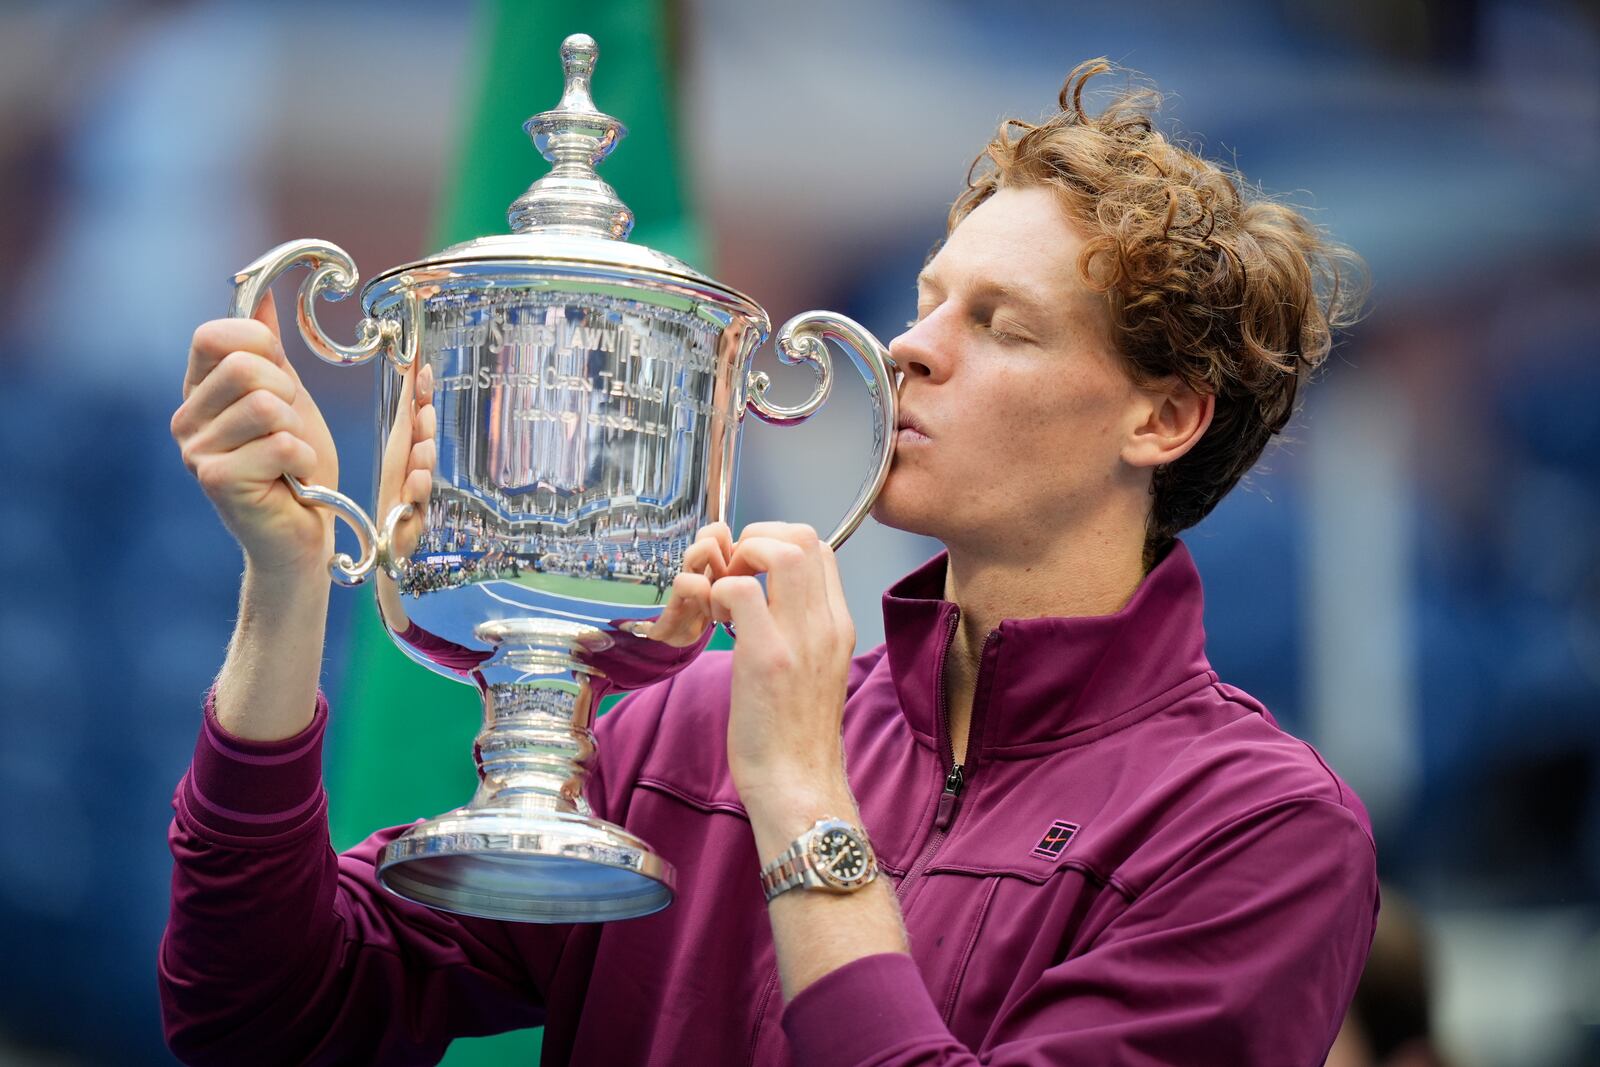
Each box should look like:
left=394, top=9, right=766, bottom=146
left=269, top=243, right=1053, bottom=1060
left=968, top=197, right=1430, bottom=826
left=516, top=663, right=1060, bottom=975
left=1121, top=377, right=1214, bottom=470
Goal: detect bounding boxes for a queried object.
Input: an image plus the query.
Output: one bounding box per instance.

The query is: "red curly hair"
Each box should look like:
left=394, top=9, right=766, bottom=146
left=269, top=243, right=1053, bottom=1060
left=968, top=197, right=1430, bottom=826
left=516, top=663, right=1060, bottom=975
left=950, top=59, right=1367, bottom=562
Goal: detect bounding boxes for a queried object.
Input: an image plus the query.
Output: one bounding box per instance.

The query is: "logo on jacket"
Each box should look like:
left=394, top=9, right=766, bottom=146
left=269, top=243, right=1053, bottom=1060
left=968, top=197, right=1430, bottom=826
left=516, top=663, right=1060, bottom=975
left=1031, top=820, right=1080, bottom=860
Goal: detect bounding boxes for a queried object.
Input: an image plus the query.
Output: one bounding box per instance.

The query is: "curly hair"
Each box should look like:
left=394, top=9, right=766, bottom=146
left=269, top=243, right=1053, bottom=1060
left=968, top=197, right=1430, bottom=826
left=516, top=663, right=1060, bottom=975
left=950, top=59, right=1367, bottom=564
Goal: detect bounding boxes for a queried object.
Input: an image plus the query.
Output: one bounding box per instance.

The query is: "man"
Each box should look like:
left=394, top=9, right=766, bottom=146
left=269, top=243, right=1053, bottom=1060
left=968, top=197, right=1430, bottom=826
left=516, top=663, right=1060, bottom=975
left=162, top=59, right=1374, bottom=1065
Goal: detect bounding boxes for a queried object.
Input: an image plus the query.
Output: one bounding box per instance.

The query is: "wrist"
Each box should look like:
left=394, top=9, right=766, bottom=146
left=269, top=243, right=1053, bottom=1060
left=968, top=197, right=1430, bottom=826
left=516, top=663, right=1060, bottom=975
left=238, top=511, right=338, bottom=588
left=734, top=748, right=846, bottom=806
left=215, top=560, right=331, bottom=743
left=242, top=557, right=332, bottom=605
left=746, top=782, right=860, bottom=866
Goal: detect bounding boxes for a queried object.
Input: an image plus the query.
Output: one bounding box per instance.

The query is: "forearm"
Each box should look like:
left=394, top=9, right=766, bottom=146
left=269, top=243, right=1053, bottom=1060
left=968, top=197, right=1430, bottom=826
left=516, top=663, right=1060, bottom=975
left=164, top=691, right=549, bottom=1064
left=748, top=782, right=911, bottom=1003
left=163, top=682, right=340, bottom=1063
left=214, top=563, right=330, bottom=742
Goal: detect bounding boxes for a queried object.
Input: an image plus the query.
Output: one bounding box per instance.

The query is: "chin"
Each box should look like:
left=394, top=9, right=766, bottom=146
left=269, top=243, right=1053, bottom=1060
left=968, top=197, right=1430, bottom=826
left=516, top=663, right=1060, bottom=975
left=870, top=485, right=951, bottom=544
left=873, top=473, right=1035, bottom=554
left=870, top=505, right=926, bottom=539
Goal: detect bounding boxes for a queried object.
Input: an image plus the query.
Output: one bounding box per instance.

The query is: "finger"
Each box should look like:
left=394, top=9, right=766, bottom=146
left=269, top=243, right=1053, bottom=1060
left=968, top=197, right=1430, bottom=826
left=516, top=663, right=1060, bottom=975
left=252, top=287, right=284, bottom=344
left=668, top=571, right=712, bottom=614
left=180, top=389, right=306, bottom=469
left=684, top=529, right=730, bottom=580
left=710, top=575, right=780, bottom=646
left=652, top=572, right=713, bottom=647
left=683, top=543, right=725, bottom=581
left=726, top=536, right=821, bottom=621
left=415, top=401, right=437, bottom=446
left=380, top=360, right=420, bottom=473
left=736, top=521, right=821, bottom=549
left=173, top=351, right=298, bottom=438
left=726, top=536, right=797, bottom=577
left=196, top=430, right=319, bottom=493
left=416, top=362, right=434, bottom=409
left=185, top=317, right=289, bottom=400
left=400, top=438, right=436, bottom=512
left=818, top=541, right=853, bottom=646
left=408, top=360, right=427, bottom=422
left=733, top=523, right=826, bottom=603
left=403, top=466, right=432, bottom=508
left=817, top=541, right=847, bottom=614
left=407, top=437, right=436, bottom=478
left=699, top=521, right=734, bottom=561
left=395, top=353, right=418, bottom=419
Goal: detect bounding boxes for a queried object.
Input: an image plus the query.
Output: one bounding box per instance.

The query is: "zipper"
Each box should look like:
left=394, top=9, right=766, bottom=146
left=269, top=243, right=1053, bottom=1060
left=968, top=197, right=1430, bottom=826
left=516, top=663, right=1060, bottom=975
left=934, top=762, right=965, bottom=831
left=745, top=612, right=965, bottom=1067
left=896, top=614, right=1000, bottom=906
left=747, top=615, right=995, bottom=1065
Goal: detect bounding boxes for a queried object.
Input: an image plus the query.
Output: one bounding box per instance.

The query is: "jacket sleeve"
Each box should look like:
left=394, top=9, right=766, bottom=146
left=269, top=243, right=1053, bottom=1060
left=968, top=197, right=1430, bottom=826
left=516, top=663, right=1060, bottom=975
left=158, top=689, right=565, bottom=1066
left=780, top=797, right=1379, bottom=1067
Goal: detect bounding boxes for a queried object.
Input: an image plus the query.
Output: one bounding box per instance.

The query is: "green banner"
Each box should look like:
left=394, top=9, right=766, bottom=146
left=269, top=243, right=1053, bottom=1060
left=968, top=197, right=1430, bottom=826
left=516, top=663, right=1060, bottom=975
left=327, top=1, right=717, bottom=1061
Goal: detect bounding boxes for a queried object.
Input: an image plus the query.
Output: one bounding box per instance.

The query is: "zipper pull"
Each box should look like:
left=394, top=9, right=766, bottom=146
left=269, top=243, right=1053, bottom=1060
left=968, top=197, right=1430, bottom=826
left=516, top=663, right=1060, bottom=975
left=934, top=763, right=965, bottom=831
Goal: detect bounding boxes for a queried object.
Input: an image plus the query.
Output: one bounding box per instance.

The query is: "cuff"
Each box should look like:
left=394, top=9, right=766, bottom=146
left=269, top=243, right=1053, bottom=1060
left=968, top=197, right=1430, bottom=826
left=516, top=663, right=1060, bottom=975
left=179, top=686, right=328, bottom=839
left=781, top=952, right=950, bottom=1066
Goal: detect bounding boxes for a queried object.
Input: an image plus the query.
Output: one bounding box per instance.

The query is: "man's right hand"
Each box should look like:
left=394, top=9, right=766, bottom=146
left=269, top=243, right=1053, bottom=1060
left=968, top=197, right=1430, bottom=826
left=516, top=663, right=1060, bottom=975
left=171, top=289, right=339, bottom=578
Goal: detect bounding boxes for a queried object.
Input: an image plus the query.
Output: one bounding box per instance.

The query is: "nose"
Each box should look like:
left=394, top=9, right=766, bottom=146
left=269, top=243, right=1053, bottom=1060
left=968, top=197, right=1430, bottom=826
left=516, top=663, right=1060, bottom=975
left=888, top=312, right=949, bottom=383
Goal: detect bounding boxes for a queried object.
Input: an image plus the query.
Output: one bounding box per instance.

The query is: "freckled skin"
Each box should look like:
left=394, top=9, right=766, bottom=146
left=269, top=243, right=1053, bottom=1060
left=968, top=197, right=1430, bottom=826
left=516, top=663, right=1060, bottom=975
left=872, top=186, right=1154, bottom=559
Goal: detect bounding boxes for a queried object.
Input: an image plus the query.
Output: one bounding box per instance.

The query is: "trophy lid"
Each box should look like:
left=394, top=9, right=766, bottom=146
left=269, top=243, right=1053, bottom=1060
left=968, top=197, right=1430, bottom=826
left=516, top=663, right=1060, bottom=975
left=507, top=32, right=632, bottom=239
left=377, top=33, right=755, bottom=316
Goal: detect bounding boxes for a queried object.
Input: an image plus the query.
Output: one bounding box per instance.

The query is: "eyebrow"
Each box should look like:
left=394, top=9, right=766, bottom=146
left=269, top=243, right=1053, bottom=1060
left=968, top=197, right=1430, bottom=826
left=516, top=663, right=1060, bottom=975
left=916, top=270, right=1058, bottom=324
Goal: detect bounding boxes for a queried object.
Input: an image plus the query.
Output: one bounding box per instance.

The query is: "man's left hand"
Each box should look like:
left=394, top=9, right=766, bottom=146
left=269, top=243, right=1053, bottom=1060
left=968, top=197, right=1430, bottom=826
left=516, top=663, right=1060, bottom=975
left=672, top=523, right=904, bottom=1004
left=708, top=522, right=857, bottom=807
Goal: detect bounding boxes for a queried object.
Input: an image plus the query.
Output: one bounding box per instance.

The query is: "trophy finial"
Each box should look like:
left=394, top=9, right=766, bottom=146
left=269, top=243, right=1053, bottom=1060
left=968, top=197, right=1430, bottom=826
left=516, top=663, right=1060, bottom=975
left=508, top=33, right=634, bottom=239
left=558, top=33, right=599, bottom=103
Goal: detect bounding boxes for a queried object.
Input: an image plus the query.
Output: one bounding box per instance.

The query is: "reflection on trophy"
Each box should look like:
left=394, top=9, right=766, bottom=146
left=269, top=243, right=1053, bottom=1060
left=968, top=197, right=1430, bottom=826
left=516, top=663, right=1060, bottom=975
left=226, top=34, right=897, bottom=923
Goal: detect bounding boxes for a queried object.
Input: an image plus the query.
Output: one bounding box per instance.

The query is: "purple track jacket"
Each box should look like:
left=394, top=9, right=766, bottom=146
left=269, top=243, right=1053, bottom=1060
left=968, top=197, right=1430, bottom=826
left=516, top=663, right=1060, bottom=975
left=160, top=542, right=1379, bottom=1065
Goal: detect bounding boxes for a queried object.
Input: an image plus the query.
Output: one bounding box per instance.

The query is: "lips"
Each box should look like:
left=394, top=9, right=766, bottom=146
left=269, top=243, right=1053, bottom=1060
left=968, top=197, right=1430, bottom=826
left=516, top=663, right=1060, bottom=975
left=896, top=411, right=931, bottom=439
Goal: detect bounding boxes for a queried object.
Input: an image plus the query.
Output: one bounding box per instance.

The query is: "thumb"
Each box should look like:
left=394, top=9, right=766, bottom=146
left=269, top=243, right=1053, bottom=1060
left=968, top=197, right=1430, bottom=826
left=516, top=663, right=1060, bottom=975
left=251, top=286, right=301, bottom=380
left=253, top=286, right=284, bottom=344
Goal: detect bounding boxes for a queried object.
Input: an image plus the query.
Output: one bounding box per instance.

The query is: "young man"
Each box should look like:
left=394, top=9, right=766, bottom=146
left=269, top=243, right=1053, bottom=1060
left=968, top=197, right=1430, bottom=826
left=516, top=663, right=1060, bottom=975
left=162, top=60, right=1374, bottom=1065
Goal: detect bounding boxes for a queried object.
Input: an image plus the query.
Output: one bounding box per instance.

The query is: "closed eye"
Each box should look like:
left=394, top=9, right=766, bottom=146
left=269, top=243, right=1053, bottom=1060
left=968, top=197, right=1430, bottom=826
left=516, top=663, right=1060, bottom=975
left=906, top=298, right=1036, bottom=345
left=984, top=321, right=1032, bottom=345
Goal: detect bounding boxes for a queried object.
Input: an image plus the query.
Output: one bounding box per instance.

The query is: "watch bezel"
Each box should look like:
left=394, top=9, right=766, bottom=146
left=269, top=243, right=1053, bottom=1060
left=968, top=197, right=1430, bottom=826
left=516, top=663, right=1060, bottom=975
left=806, top=818, right=876, bottom=891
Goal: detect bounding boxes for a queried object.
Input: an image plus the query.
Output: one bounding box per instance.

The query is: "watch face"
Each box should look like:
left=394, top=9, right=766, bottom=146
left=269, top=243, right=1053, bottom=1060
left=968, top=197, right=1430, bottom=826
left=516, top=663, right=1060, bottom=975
left=810, top=825, right=872, bottom=888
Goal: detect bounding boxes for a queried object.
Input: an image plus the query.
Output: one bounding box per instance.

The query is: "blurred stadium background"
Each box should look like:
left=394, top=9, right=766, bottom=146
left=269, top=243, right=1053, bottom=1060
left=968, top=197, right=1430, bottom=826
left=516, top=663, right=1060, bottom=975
left=0, top=1, right=1596, bottom=1064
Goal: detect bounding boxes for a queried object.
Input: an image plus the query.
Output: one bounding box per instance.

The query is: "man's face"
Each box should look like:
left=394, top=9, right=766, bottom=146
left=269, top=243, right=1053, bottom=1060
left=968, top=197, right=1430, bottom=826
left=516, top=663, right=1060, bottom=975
left=873, top=184, right=1151, bottom=553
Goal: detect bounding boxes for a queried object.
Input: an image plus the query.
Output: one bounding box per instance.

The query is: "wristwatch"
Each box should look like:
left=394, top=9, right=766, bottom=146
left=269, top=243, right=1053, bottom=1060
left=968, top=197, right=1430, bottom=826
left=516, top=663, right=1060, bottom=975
left=759, top=817, right=878, bottom=902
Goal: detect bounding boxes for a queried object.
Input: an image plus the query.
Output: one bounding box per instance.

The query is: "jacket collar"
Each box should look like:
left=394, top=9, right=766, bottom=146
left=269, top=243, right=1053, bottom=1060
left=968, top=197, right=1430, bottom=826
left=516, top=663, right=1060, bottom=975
left=880, top=540, right=1214, bottom=756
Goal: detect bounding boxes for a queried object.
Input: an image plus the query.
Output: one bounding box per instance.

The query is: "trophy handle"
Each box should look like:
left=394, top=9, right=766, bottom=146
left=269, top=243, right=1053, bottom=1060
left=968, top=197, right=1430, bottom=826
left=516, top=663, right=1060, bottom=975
left=229, top=239, right=417, bottom=586
left=745, top=311, right=899, bottom=549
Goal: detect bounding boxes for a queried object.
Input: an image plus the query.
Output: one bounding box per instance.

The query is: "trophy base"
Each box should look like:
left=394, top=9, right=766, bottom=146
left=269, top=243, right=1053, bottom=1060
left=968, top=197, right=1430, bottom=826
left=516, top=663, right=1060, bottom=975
left=376, top=806, right=675, bottom=923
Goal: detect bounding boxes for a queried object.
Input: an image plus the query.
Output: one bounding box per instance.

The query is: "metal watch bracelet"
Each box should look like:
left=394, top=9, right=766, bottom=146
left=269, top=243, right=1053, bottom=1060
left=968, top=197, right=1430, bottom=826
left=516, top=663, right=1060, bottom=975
left=759, top=818, right=878, bottom=902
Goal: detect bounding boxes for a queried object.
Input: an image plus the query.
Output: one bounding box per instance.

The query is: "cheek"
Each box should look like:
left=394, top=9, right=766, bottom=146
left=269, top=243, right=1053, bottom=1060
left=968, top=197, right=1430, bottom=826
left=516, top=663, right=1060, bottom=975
left=1002, top=365, right=1124, bottom=448
left=987, top=366, right=1134, bottom=495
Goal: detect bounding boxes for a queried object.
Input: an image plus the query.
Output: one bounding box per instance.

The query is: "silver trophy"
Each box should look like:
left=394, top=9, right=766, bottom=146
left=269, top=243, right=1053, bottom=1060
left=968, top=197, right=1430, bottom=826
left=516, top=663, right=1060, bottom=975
left=227, top=34, right=897, bottom=923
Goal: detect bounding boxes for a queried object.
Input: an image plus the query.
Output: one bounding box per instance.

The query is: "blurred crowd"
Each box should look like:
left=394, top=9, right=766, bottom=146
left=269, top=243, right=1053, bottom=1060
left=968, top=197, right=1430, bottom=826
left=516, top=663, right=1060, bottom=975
left=0, top=1, right=1595, bottom=1064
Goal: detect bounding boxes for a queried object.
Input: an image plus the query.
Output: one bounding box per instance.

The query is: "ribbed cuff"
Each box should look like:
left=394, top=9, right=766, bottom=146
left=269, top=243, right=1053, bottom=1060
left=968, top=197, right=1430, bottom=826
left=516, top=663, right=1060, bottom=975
left=180, top=686, right=328, bottom=839
left=781, top=952, right=949, bottom=1066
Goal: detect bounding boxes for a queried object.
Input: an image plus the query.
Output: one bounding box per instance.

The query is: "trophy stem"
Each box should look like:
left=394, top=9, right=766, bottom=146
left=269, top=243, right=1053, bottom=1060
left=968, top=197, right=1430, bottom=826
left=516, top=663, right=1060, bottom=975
left=470, top=681, right=598, bottom=816
left=375, top=662, right=675, bottom=923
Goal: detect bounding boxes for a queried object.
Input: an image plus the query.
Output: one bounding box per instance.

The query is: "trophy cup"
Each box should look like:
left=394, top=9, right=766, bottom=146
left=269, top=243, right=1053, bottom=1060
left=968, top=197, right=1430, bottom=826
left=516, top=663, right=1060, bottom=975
left=227, top=34, right=897, bottom=923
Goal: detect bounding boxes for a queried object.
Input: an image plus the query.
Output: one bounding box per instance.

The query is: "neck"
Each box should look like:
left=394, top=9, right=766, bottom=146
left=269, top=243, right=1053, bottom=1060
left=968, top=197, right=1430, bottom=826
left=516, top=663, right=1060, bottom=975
left=941, top=525, right=1149, bottom=661
left=932, top=525, right=1149, bottom=767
